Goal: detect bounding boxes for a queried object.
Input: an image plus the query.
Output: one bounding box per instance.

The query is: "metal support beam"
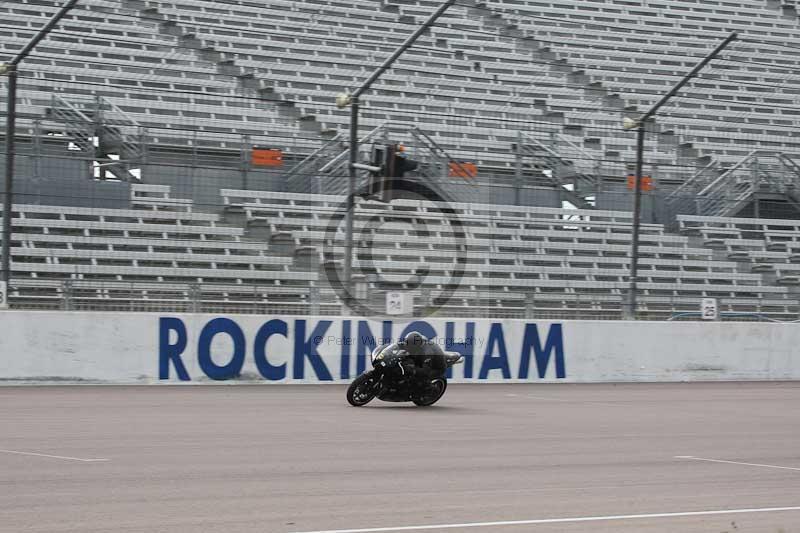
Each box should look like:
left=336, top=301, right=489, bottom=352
left=625, top=31, right=737, bottom=319
left=639, top=32, right=738, bottom=124
left=3, top=68, right=18, bottom=288
left=343, top=97, right=359, bottom=306
left=514, top=131, right=523, bottom=206
left=626, top=124, right=646, bottom=319
left=341, top=0, right=456, bottom=303
left=2, top=0, right=79, bottom=289
left=350, top=0, right=456, bottom=101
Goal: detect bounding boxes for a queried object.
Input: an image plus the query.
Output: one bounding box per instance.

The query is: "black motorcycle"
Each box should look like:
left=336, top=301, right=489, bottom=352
left=346, top=342, right=464, bottom=407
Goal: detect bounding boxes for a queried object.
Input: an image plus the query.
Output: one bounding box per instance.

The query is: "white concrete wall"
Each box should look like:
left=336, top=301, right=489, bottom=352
left=0, top=311, right=797, bottom=383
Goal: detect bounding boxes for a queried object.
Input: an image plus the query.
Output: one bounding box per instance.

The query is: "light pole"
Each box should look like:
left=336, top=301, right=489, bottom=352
left=623, top=31, right=738, bottom=320
left=2, top=0, right=79, bottom=306
left=335, top=0, right=456, bottom=307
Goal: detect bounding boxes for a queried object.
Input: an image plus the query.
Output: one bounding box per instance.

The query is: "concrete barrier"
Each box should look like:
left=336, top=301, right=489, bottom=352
left=0, top=311, right=797, bottom=383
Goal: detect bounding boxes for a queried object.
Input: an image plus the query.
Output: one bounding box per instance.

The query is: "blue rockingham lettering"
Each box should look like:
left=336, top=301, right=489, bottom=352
left=158, top=318, right=566, bottom=381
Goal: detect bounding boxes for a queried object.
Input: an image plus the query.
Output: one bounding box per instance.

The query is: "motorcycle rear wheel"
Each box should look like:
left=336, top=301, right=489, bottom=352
left=347, top=372, right=378, bottom=407
left=413, top=378, right=447, bottom=407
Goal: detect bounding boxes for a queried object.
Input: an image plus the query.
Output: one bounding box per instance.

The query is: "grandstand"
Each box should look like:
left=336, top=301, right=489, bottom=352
left=2, top=0, right=800, bottom=319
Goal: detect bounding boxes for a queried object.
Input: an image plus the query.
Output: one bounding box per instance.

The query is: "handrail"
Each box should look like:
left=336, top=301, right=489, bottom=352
left=520, top=132, right=562, bottom=160
left=556, top=133, right=596, bottom=164
left=697, top=149, right=765, bottom=197
left=284, top=133, right=343, bottom=180
left=779, top=153, right=800, bottom=178
left=50, top=95, right=142, bottom=164
left=51, top=95, right=93, bottom=124
left=668, top=311, right=800, bottom=323
left=318, top=122, right=388, bottom=173
left=410, top=126, right=476, bottom=183
left=100, top=96, right=140, bottom=127
left=666, top=157, right=719, bottom=199
left=516, top=132, right=594, bottom=209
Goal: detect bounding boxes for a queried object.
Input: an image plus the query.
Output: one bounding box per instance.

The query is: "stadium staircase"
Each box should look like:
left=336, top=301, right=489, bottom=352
left=285, top=132, right=347, bottom=194
left=46, top=95, right=143, bottom=182
left=284, top=121, right=482, bottom=204
left=459, top=0, right=709, bottom=188
left=5, top=0, right=800, bottom=318
left=406, top=126, right=482, bottom=204
left=677, top=213, right=800, bottom=307
left=515, top=132, right=597, bottom=209
left=442, top=0, right=800, bottom=218
left=119, top=0, right=335, bottom=140
left=287, top=123, right=393, bottom=195
left=665, top=151, right=800, bottom=224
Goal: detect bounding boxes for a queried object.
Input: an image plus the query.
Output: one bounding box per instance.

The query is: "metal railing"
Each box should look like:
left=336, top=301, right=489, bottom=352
left=5, top=279, right=799, bottom=321
left=517, top=131, right=598, bottom=208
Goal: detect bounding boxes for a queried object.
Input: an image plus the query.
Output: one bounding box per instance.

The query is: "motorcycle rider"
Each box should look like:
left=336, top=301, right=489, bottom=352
left=397, top=331, right=447, bottom=395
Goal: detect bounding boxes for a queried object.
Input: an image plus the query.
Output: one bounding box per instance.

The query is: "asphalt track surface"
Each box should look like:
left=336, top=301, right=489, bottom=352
left=2, top=383, right=799, bottom=533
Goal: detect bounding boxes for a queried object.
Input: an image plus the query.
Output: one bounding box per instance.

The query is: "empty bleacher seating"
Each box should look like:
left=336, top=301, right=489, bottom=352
left=2, top=0, right=800, bottom=319
left=0, top=185, right=334, bottom=313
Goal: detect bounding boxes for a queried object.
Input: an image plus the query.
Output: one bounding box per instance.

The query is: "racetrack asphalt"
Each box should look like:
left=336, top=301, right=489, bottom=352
left=1, top=383, right=799, bottom=533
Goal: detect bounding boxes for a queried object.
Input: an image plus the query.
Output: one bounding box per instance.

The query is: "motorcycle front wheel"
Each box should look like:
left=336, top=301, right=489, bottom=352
left=413, top=378, right=447, bottom=407
left=347, top=372, right=378, bottom=407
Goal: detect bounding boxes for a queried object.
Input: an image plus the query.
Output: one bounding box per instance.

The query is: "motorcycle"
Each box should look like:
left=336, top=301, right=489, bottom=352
left=346, top=342, right=464, bottom=407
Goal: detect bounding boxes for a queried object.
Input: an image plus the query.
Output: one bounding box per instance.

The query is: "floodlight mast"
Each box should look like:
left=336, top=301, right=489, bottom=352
left=624, top=31, right=738, bottom=320
left=2, top=0, right=80, bottom=299
left=337, top=0, right=456, bottom=309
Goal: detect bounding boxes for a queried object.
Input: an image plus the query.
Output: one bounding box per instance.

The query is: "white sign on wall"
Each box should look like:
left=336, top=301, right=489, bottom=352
left=386, top=291, right=412, bottom=315
left=701, top=298, right=719, bottom=320
left=1, top=312, right=799, bottom=383
left=0, top=281, right=7, bottom=310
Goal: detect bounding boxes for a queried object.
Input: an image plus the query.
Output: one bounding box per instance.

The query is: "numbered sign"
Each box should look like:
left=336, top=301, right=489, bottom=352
left=386, top=291, right=412, bottom=316
left=701, top=298, right=718, bottom=321
left=0, top=281, right=7, bottom=310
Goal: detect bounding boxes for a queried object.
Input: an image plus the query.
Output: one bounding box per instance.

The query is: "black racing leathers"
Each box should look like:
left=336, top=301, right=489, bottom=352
left=400, top=339, right=447, bottom=393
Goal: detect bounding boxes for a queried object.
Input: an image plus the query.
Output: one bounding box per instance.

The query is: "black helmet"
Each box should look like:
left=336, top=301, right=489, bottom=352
left=403, top=331, right=427, bottom=347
